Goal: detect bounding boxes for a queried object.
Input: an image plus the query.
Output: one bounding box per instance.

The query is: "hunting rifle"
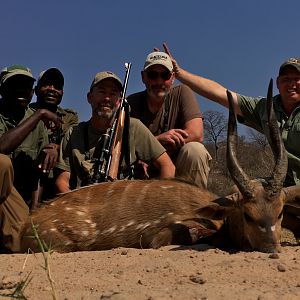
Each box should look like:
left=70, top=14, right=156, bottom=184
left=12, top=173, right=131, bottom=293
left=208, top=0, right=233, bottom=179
left=91, top=62, right=132, bottom=183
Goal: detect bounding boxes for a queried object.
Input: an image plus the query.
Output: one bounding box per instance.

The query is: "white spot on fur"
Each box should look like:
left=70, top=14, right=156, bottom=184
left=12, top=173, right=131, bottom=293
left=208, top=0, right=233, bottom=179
left=126, top=220, right=135, bottom=227
left=85, top=219, right=92, bottom=224
left=52, top=219, right=59, bottom=223
left=271, top=225, right=276, bottom=232
left=82, top=231, right=89, bottom=236
left=153, top=219, right=161, bottom=225
left=258, top=226, right=267, bottom=233
left=160, top=185, right=174, bottom=189
left=65, top=207, right=72, bottom=211
left=167, top=212, right=174, bottom=216
left=174, top=220, right=182, bottom=224
left=76, top=211, right=85, bottom=216
left=50, top=228, right=57, bottom=232
left=103, top=226, right=117, bottom=234
left=90, top=223, right=97, bottom=228
left=136, top=222, right=151, bottom=230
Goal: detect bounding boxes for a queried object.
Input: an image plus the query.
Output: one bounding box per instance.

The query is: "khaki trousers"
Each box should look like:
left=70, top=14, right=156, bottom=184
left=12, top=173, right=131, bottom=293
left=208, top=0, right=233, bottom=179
left=175, top=142, right=212, bottom=189
left=0, top=154, right=29, bottom=252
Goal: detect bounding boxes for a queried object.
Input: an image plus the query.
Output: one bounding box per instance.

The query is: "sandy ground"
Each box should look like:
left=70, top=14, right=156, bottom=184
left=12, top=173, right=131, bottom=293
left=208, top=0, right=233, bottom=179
left=1, top=241, right=300, bottom=300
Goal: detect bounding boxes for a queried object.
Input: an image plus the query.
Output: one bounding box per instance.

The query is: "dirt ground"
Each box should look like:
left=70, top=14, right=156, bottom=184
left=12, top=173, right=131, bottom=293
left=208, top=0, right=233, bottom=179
left=1, top=239, right=300, bottom=300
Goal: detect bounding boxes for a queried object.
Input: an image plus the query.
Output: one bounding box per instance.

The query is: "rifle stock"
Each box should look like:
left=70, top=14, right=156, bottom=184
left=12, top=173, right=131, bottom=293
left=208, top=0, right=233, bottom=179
left=108, top=108, right=126, bottom=180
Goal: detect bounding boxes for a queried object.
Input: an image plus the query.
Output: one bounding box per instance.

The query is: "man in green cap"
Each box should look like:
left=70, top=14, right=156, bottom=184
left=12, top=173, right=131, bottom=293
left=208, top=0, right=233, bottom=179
left=0, top=65, right=61, bottom=205
left=29, top=68, right=79, bottom=202
left=55, top=70, right=175, bottom=192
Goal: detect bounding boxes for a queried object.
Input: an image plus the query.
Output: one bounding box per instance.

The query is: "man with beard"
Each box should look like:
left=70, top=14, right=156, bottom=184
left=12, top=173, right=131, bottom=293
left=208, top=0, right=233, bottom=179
left=0, top=65, right=61, bottom=251
left=30, top=68, right=79, bottom=202
left=127, top=52, right=211, bottom=188
left=55, top=71, right=175, bottom=192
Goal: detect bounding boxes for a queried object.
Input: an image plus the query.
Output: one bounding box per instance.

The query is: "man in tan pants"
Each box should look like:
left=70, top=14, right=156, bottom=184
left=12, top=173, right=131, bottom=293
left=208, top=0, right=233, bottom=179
left=0, top=154, right=29, bottom=252
left=127, top=51, right=211, bottom=188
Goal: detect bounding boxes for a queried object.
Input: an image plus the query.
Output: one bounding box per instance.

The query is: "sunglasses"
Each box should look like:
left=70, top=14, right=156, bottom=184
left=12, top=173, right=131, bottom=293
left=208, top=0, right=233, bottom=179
left=146, top=70, right=172, bottom=81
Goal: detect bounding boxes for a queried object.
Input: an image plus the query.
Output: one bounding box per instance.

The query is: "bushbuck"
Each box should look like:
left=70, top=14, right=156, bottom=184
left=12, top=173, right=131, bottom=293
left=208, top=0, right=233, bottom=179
left=20, top=80, right=300, bottom=253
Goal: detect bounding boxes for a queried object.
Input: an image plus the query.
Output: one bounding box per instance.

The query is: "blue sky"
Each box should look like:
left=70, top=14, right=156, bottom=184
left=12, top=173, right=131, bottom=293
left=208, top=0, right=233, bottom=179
left=1, top=0, right=299, bottom=135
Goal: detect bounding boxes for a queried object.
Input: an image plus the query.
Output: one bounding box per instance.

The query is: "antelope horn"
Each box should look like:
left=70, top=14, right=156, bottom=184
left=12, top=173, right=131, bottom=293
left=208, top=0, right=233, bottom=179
left=266, top=79, right=288, bottom=193
left=226, top=90, right=254, bottom=199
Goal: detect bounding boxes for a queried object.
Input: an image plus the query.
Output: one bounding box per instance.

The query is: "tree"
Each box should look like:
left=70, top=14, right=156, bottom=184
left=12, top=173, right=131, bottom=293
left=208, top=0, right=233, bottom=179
left=203, top=110, right=227, bottom=160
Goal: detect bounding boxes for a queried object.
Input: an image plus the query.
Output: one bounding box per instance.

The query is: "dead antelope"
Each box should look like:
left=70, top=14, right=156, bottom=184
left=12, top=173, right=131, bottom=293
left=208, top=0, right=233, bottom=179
left=20, top=79, right=300, bottom=253
left=201, top=79, right=300, bottom=253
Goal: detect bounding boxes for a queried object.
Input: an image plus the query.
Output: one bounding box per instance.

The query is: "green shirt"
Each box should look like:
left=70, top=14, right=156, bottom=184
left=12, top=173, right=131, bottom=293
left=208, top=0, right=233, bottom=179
left=29, top=103, right=79, bottom=143
left=56, top=118, right=166, bottom=188
left=237, top=94, right=300, bottom=186
left=0, top=106, right=49, bottom=200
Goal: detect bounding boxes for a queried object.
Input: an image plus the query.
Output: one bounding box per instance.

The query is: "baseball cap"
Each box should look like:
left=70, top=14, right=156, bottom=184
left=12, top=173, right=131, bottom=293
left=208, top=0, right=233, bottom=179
left=0, top=65, right=35, bottom=87
left=279, top=58, right=300, bottom=75
left=90, top=71, right=123, bottom=91
left=143, top=51, right=173, bottom=72
left=37, top=68, right=64, bottom=88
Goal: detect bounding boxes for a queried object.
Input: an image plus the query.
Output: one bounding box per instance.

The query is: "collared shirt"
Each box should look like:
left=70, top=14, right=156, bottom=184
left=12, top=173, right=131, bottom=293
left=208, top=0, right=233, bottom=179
left=237, top=93, right=300, bottom=186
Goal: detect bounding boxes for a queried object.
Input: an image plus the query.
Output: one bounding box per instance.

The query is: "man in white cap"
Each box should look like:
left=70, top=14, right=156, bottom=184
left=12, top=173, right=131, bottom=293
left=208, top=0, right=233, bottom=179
left=127, top=51, right=211, bottom=188
left=55, top=71, right=175, bottom=192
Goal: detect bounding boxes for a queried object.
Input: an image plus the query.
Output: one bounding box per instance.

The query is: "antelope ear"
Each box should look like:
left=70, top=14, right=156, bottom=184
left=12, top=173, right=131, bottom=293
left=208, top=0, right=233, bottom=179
left=196, top=204, right=234, bottom=220
left=283, top=186, right=300, bottom=203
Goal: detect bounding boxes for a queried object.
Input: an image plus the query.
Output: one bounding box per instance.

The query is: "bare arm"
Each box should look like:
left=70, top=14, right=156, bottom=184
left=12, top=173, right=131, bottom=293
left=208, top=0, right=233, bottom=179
left=55, top=169, right=71, bottom=193
left=163, top=43, right=242, bottom=117
left=0, top=109, right=62, bottom=154
left=152, top=152, right=175, bottom=179
left=183, top=117, right=203, bottom=143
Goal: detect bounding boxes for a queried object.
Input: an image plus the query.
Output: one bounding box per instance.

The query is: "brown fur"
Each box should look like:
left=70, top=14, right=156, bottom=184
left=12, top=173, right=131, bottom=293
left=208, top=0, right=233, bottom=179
left=20, top=179, right=222, bottom=252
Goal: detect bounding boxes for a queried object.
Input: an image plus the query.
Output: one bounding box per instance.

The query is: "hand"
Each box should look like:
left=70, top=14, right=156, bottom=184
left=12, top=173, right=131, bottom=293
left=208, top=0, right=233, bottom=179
left=162, top=42, right=182, bottom=78
left=134, top=160, right=150, bottom=180
left=36, top=143, right=59, bottom=173
left=157, top=129, right=188, bottom=153
left=37, top=109, right=63, bottom=127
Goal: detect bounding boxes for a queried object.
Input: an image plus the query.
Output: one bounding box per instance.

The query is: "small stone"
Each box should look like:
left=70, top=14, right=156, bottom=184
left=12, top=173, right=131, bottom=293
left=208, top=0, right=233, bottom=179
left=189, top=275, right=206, bottom=284
left=277, top=264, right=286, bottom=272
left=268, top=253, right=279, bottom=259
left=120, top=250, right=128, bottom=255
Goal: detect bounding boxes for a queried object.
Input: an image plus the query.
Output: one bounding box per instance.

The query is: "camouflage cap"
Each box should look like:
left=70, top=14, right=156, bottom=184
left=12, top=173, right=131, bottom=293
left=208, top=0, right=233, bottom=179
left=90, top=71, right=123, bottom=91
left=37, top=67, right=64, bottom=88
left=279, top=58, right=300, bottom=75
left=0, top=65, right=35, bottom=87
left=143, top=51, right=173, bottom=72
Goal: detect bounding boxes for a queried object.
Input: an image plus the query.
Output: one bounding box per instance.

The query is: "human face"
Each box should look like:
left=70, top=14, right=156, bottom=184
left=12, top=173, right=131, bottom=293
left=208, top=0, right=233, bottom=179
left=142, top=65, right=174, bottom=100
left=88, top=79, right=121, bottom=120
left=36, top=75, right=63, bottom=108
left=276, top=67, right=300, bottom=107
left=1, top=75, right=34, bottom=108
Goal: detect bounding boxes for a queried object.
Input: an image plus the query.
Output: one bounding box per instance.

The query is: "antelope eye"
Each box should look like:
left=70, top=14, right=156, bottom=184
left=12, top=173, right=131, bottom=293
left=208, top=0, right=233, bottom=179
left=244, top=212, right=254, bottom=223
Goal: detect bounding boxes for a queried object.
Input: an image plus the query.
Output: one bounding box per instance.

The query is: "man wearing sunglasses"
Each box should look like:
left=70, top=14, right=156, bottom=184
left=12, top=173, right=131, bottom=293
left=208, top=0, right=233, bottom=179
left=127, top=51, right=211, bottom=188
